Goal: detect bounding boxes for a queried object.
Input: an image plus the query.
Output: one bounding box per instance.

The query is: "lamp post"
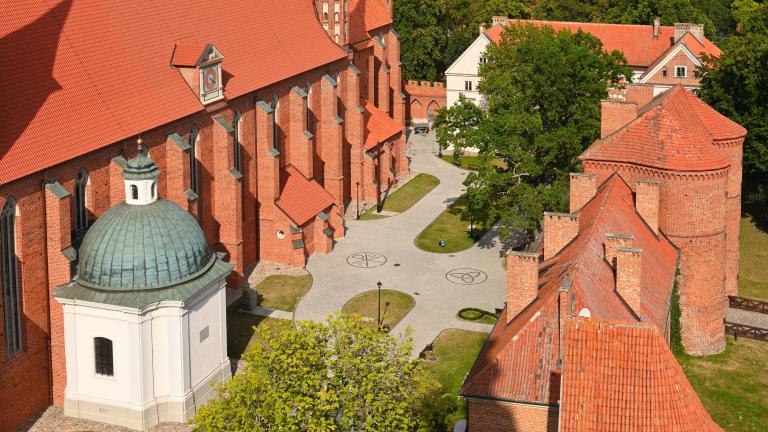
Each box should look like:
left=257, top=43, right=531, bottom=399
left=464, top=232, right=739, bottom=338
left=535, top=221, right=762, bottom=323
left=376, top=281, right=383, bottom=329
left=356, top=181, right=360, bottom=219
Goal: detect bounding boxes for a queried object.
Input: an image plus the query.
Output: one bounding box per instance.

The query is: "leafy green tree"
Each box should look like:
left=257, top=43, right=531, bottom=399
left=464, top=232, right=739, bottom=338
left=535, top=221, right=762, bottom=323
left=394, top=0, right=447, bottom=81
left=698, top=0, right=768, bottom=209
left=193, top=315, right=453, bottom=432
left=434, top=94, right=485, bottom=160
left=468, top=25, right=630, bottom=234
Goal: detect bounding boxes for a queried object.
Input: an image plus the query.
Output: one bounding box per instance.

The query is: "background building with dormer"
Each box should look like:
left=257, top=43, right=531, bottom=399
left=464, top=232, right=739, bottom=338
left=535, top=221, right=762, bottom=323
left=0, top=0, right=406, bottom=430
left=444, top=17, right=722, bottom=108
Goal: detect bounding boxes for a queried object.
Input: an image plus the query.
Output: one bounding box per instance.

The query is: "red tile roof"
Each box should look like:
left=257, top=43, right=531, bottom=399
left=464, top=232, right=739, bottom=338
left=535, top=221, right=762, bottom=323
left=363, top=100, right=402, bottom=150
left=679, top=86, right=747, bottom=140
left=171, top=43, right=210, bottom=67
left=582, top=86, right=734, bottom=171
left=485, top=20, right=721, bottom=67
left=348, top=0, right=392, bottom=45
left=0, top=0, right=347, bottom=184
left=561, top=318, right=723, bottom=432
left=461, top=174, right=679, bottom=404
left=275, top=166, right=335, bottom=226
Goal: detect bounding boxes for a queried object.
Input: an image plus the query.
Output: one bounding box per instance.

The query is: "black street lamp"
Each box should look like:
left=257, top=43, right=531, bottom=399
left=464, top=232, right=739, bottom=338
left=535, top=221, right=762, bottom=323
left=356, top=181, right=360, bottom=219
left=377, top=280, right=383, bottom=329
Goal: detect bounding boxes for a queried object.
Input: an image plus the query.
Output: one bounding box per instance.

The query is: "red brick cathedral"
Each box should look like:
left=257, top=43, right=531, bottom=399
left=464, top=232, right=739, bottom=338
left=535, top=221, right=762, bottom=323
left=0, top=1, right=406, bottom=429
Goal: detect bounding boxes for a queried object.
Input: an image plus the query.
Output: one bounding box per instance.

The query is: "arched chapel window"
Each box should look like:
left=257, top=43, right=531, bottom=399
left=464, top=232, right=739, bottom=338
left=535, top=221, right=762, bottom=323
left=1, top=198, right=22, bottom=356
left=74, top=170, right=89, bottom=231
left=232, top=109, right=242, bottom=172
left=189, top=125, right=199, bottom=194
left=272, top=95, right=280, bottom=152
left=94, top=337, right=114, bottom=376
left=305, top=83, right=313, bottom=134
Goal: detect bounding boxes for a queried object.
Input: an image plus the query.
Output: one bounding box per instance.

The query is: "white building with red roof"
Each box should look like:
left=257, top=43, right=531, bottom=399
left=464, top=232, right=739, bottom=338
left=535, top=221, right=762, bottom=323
left=445, top=17, right=722, bottom=107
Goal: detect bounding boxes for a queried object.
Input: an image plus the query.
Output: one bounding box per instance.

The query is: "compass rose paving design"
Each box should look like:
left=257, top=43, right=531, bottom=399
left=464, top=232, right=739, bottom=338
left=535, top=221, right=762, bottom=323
left=445, top=268, right=488, bottom=285
left=346, top=252, right=387, bottom=268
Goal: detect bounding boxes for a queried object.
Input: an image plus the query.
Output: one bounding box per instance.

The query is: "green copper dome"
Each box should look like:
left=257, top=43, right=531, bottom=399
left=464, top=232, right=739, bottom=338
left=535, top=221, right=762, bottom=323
left=76, top=200, right=214, bottom=290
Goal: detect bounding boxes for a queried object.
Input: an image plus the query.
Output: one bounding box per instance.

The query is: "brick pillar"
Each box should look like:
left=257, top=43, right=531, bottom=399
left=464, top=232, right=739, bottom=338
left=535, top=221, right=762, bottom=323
left=604, top=233, right=634, bottom=266
left=289, top=86, right=314, bottom=178
left=320, top=74, right=345, bottom=213
left=256, top=100, right=284, bottom=263
left=635, top=179, right=660, bottom=234
left=714, top=137, right=745, bottom=296
left=44, top=182, right=72, bottom=405
left=601, top=99, right=638, bottom=138
left=109, top=156, right=127, bottom=206
left=212, top=113, right=244, bottom=287
left=313, top=213, right=333, bottom=254
left=388, top=30, right=404, bottom=125
left=569, top=173, right=597, bottom=213
left=344, top=65, right=365, bottom=210
left=616, top=246, right=643, bottom=316
left=543, top=212, right=580, bottom=260
left=506, top=251, right=540, bottom=322
left=374, top=38, right=390, bottom=115
left=165, top=133, right=191, bottom=209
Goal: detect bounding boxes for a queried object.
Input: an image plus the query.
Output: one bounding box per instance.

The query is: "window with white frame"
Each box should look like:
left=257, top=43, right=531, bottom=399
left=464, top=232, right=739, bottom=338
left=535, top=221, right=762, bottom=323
left=2, top=198, right=22, bottom=357
left=675, top=66, right=687, bottom=78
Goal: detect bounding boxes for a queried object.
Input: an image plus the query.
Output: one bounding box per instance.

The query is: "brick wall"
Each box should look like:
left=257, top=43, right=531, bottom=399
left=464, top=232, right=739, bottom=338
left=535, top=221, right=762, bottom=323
left=568, top=173, right=597, bottom=213
left=600, top=99, right=638, bottom=138
left=713, top=137, right=745, bottom=296
left=643, top=49, right=703, bottom=87
left=404, top=80, right=446, bottom=123
left=467, top=399, right=559, bottom=432
left=543, top=213, right=580, bottom=260
left=506, top=252, right=540, bottom=322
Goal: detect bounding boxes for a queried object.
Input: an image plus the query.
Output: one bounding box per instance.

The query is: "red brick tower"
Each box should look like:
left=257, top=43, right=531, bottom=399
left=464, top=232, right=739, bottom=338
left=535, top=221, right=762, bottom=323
left=314, top=0, right=349, bottom=45
left=581, top=86, right=745, bottom=355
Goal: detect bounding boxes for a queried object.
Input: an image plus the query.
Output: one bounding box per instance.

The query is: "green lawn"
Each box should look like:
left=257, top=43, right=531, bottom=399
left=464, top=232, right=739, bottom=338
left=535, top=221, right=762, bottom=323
left=422, top=329, right=490, bottom=422
left=739, top=217, right=768, bottom=300
left=253, top=274, right=312, bottom=312
left=415, top=194, right=487, bottom=253
left=439, top=154, right=506, bottom=170
left=226, top=307, right=288, bottom=359
left=676, top=336, right=768, bottom=431
left=341, top=289, right=415, bottom=329
left=359, top=173, right=439, bottom=219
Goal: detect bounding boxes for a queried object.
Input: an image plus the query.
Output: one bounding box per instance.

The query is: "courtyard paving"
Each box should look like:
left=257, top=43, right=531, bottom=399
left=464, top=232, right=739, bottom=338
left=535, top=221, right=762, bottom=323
left=294, top=132, right=507, bottom=355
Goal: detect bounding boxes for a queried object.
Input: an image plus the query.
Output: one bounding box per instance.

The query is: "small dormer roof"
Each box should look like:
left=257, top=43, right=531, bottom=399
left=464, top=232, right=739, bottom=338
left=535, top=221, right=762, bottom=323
left=171, top=42, right=223, bottom=68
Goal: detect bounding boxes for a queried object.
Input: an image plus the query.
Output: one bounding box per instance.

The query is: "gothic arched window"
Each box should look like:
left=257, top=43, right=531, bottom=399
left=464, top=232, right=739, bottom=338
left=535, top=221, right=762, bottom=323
left=74, top=170, right=89, bottom=231
left=189, top=125, right=199, bottom=194
left=305, top=83, right=313, bottom=134
left=2, top=198, right=22, bottom=356
left=233, top=110, right=242, bottom=172
left=272, top=95, right=280, bottom=152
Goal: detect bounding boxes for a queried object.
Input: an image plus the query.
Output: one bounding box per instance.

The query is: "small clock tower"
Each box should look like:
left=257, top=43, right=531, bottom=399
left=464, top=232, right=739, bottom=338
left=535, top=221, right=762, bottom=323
left=171, top=42, right=224, bottom=104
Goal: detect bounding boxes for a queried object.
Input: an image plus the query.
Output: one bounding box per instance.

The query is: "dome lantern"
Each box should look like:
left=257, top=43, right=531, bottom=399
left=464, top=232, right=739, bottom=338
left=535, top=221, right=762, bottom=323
left=123, top=144, right=160, bottom=205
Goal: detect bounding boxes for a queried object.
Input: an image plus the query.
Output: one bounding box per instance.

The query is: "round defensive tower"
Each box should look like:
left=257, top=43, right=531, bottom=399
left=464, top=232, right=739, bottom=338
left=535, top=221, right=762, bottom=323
left=581, top=86, right=738, bottom=355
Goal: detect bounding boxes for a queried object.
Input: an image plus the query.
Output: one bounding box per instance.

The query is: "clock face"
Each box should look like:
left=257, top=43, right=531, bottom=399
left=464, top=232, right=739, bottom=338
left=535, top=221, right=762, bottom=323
left=203, top=67, right=218, bottom=92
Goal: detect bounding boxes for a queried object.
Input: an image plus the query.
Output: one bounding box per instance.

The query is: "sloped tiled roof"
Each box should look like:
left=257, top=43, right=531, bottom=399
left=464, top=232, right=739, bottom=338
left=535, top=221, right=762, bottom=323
left=171, top=42, right=210, bottom=67
left=461, top=174, right=679, bottom=404
left=363, top=100, right=402, bottom=150
left=275, top=166, right=335, bottom=226
left=582, top=86, right=734, bottom=171
left=348, top=0, right=392, bottom=45
left=0, top=0, right=347, bottom=184
left=561, top=318, right=723, bottom=432
left=485, top=20, right=720, bottom=67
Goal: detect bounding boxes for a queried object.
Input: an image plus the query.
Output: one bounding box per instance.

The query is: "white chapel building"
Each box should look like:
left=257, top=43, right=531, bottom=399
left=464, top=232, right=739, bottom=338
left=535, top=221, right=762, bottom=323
left=55, top=146, right=232, bottom=430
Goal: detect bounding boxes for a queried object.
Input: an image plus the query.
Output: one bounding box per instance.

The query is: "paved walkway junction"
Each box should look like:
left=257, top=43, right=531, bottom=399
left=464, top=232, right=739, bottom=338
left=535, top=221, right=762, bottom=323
left=295, top=132, right=506, bottom=355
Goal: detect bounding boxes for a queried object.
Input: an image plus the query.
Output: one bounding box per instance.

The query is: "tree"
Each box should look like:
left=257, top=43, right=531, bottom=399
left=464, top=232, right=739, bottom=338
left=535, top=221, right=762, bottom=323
left=698, top=0, right=768, bottom=210
left=434, top=94, right=485, bottom=160
left=193, top=315, right=453, bottom=432
left=468, top=25, right=630, bottom=235
left=394, top=0, right=447, bottom=81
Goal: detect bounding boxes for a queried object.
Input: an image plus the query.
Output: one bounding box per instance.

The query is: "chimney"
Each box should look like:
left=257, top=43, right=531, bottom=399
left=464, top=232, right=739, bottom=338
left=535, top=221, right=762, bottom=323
left=624, top=84, right=655, bottom=108
left=653, top=17, right=660, bottom=38
left=569, top=173, right=598, bottom=213
left=601, top=99, right=638, bottom=138
left=506, top=251, right=540, bottom=323
left=492, top=16, right=509, bottom=27
left=635, top=179, right=660, bottom=234
left=479, top=24, right=486, bottom=35
left=674, top=23, right=705, bottom=44
left=543, top=212, right=580, bottom=260
left=616, top=246, right=643, bottom=316
left=604, top=233, right=634, bottom=267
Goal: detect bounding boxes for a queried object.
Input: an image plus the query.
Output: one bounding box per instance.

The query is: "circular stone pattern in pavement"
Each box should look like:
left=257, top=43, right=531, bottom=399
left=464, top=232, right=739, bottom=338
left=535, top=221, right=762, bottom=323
left=346, top=252, right=387, bottom=268
left=445, top=268, right=488, bottom=285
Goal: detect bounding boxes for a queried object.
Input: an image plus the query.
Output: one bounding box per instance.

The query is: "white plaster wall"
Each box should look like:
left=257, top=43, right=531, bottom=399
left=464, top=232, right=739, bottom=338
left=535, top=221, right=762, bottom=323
left=187, top=283, right=227, bottom=388
left=445, top=34, right=489, bottom=107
